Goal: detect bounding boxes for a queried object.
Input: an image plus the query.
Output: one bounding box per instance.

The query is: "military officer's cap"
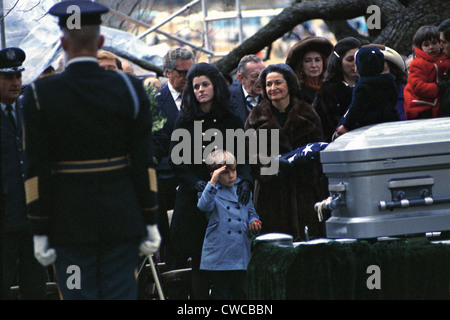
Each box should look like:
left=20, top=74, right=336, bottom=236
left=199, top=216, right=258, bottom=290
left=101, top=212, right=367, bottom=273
left=49, top=0, right=109, bottom=28
left=0, top=47, right=25, bottom=73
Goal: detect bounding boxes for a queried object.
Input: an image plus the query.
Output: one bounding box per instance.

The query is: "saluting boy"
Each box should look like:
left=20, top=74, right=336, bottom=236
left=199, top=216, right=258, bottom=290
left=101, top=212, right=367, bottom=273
left=197, top=150, right=261, bottom=300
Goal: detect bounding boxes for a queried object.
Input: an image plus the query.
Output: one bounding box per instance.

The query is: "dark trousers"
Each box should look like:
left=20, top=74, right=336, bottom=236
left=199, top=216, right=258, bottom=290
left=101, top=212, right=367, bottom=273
left=157, top=175, right=177, bottom=261
left=208, top=270, right=247, bottom=300
left=54, top=240, right=140, bottom=300
left=1, top=230, right=47, bottom=299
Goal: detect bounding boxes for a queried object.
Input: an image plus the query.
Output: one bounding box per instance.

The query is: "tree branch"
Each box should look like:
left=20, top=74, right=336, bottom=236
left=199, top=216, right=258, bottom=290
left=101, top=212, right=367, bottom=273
left=323, top=20, right=371, bottom=43
left=214, top=0, right=449, bottom=74
left=215, top=0, right=371, bottom=74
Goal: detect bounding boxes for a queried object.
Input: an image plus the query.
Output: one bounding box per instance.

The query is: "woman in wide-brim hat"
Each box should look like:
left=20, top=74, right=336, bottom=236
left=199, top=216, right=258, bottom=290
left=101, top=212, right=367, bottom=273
left=286, top=36, right=334, bottom=104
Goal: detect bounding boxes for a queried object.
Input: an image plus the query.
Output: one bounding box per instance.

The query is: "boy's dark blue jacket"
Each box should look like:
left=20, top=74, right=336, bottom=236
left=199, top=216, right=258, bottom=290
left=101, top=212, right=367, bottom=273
left=341, top=46, right=400, bottom=130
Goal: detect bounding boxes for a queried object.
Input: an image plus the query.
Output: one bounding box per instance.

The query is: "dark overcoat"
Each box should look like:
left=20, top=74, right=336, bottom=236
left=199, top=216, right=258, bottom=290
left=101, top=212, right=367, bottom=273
left=245, top=97, right=327, bottom=240
left=342, top=73, right=400, bottom=130
left=313, top=81, right=354, bottom=142
left=438, top=83, right=450, bottom=117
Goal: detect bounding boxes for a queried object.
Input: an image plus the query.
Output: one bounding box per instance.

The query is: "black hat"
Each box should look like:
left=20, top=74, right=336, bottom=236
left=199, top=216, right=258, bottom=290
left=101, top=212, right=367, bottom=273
left=332, top=37, right=361, bottom=60
left=356, top=46, right=385, bottom=76
left=0, top=47, right=25, bottom=73
left=49, top=0, right=109, bottom=28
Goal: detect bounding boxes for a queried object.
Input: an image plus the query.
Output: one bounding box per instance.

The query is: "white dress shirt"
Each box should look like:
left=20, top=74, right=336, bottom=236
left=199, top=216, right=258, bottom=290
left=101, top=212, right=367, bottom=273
left=168, top=82, right=182, bottom=111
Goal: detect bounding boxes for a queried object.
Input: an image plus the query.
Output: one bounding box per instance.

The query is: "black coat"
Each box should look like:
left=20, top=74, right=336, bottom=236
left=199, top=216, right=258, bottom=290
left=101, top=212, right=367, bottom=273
left=22, top=61, right=157, bottom=246
left=300, top=85, right=318, bottom=105
left=342, top=73, right=400, bottom=130
left=438, top=86, right=450, bottom=117
left=167, top=110, right=252, bottom=265
left=313, top=81, right=354, bottom=142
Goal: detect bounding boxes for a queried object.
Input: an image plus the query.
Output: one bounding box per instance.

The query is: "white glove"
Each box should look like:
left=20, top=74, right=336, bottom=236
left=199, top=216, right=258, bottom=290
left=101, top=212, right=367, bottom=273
left=33, top=235, right=57, bottom=267
left=139, top=225, right=161, bottom=256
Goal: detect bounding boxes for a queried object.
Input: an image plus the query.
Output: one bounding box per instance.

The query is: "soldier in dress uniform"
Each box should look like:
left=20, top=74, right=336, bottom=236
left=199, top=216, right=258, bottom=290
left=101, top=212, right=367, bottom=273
left=0, top=47, right=48, bottom=299
left=21, top=0, right=160, bottom=300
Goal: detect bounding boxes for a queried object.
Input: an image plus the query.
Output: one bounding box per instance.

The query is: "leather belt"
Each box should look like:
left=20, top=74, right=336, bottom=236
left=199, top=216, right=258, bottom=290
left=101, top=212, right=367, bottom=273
left=52, top=156, right=129, bottom=173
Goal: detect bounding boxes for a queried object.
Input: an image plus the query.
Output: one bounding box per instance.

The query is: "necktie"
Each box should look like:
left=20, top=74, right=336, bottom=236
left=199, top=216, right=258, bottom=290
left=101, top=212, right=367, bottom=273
left=175, top=94, right=182, bottom=111
left=6, top=105, right=16, bottom=130
left=246, top=96, right=257, bottom=109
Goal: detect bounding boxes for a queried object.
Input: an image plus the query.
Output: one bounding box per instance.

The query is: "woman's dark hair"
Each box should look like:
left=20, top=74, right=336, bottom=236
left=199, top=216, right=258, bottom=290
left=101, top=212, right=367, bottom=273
left=412, top=25, right=440, bottom=49
left=180, top=62, right=232, bottom=121
left=325, top=37, right=361, bottom=83
left=438, top=19, right=450, bottom=44
left=259, top=63, right=301, bottom=100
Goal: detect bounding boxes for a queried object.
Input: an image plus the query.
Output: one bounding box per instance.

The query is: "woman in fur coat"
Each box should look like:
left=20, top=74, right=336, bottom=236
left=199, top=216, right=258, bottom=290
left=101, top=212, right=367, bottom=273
left=244, top=64, right=326, bottom=240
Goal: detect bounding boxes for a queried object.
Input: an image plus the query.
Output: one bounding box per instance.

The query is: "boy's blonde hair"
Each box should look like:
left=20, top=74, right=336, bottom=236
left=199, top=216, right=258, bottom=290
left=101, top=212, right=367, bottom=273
left=205, top=150, right=237, bottom=173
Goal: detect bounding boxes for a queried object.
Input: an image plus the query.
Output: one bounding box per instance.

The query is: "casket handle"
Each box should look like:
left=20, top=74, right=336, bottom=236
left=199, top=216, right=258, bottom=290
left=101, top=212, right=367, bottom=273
left=314, top=183, right=347, bottom=220
left=379, top=196, right=450, bottom=211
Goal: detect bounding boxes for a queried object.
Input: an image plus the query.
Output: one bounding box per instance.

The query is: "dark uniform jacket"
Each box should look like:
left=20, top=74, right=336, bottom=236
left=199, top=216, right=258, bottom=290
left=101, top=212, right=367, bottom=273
left=1, top=100, right=28, bottom=232
left=22, top=59, right=158, bottom=247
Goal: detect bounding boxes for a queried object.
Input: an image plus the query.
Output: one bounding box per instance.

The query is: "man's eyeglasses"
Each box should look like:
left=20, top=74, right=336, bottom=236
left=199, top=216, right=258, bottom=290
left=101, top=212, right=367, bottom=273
left=173, top=68, right=189, bottom=76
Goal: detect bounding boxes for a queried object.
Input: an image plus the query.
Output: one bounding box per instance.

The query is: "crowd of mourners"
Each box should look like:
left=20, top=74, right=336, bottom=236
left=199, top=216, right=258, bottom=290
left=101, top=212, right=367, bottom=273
left=0, top=0, right=449, bottom=300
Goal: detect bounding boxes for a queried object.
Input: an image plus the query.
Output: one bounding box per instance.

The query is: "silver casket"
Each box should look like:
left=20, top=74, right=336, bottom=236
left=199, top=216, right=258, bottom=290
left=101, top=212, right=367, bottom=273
left=318, top=118, right=450, bottom=239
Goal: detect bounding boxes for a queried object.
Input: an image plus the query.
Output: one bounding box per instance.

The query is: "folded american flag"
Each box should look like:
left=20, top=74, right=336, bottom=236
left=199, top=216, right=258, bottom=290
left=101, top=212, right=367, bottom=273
left=279, top=142, right=329, bottom=163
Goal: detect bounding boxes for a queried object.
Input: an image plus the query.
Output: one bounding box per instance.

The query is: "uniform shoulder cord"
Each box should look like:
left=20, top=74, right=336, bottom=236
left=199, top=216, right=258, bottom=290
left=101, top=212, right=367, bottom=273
left=117, top=71, right=139, bottom=119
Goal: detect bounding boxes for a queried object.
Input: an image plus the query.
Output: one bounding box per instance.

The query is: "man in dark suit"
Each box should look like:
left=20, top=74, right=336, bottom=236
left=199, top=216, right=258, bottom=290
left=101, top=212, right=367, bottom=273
left=229, top=55, right=265, bottom=124
left=21, top=0, right=160, bottom=300
left=0, top=47, right=47, bottom=299
left=153, top=47, right=194, bottom=259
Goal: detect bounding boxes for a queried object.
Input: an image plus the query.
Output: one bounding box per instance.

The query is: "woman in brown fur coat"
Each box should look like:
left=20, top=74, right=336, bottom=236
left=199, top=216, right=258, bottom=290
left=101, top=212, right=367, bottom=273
left=244, top=64, right=327, bottom=240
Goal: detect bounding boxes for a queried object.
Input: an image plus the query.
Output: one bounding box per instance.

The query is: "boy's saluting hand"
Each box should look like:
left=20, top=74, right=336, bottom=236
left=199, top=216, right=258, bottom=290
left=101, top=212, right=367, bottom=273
left=209, top=165, right=227, bottom=186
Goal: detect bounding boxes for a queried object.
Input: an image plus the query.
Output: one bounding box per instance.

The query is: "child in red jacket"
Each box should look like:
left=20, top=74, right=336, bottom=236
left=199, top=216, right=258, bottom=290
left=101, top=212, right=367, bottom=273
left=404, top=25, right=450, bottom=119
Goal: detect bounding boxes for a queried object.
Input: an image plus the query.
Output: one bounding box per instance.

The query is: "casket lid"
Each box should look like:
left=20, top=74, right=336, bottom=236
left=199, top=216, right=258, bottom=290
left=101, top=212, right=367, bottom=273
left=321, top=118, right=450, bottom=163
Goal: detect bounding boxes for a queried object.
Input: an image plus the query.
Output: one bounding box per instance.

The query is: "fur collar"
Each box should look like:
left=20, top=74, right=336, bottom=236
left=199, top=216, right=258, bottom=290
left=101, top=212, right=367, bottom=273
left=245, top=96, right=323, bottom=151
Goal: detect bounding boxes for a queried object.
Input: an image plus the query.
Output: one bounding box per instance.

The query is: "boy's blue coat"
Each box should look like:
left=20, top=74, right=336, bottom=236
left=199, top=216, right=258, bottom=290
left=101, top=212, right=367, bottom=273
left=197, top=177, right=259, bottom=270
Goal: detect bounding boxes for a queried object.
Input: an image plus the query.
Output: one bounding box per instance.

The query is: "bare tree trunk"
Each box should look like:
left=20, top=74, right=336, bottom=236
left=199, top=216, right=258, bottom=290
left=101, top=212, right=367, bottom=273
left=215, top=0, right=450, bottom=75
left=374, top=0, right=447, bottom=55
